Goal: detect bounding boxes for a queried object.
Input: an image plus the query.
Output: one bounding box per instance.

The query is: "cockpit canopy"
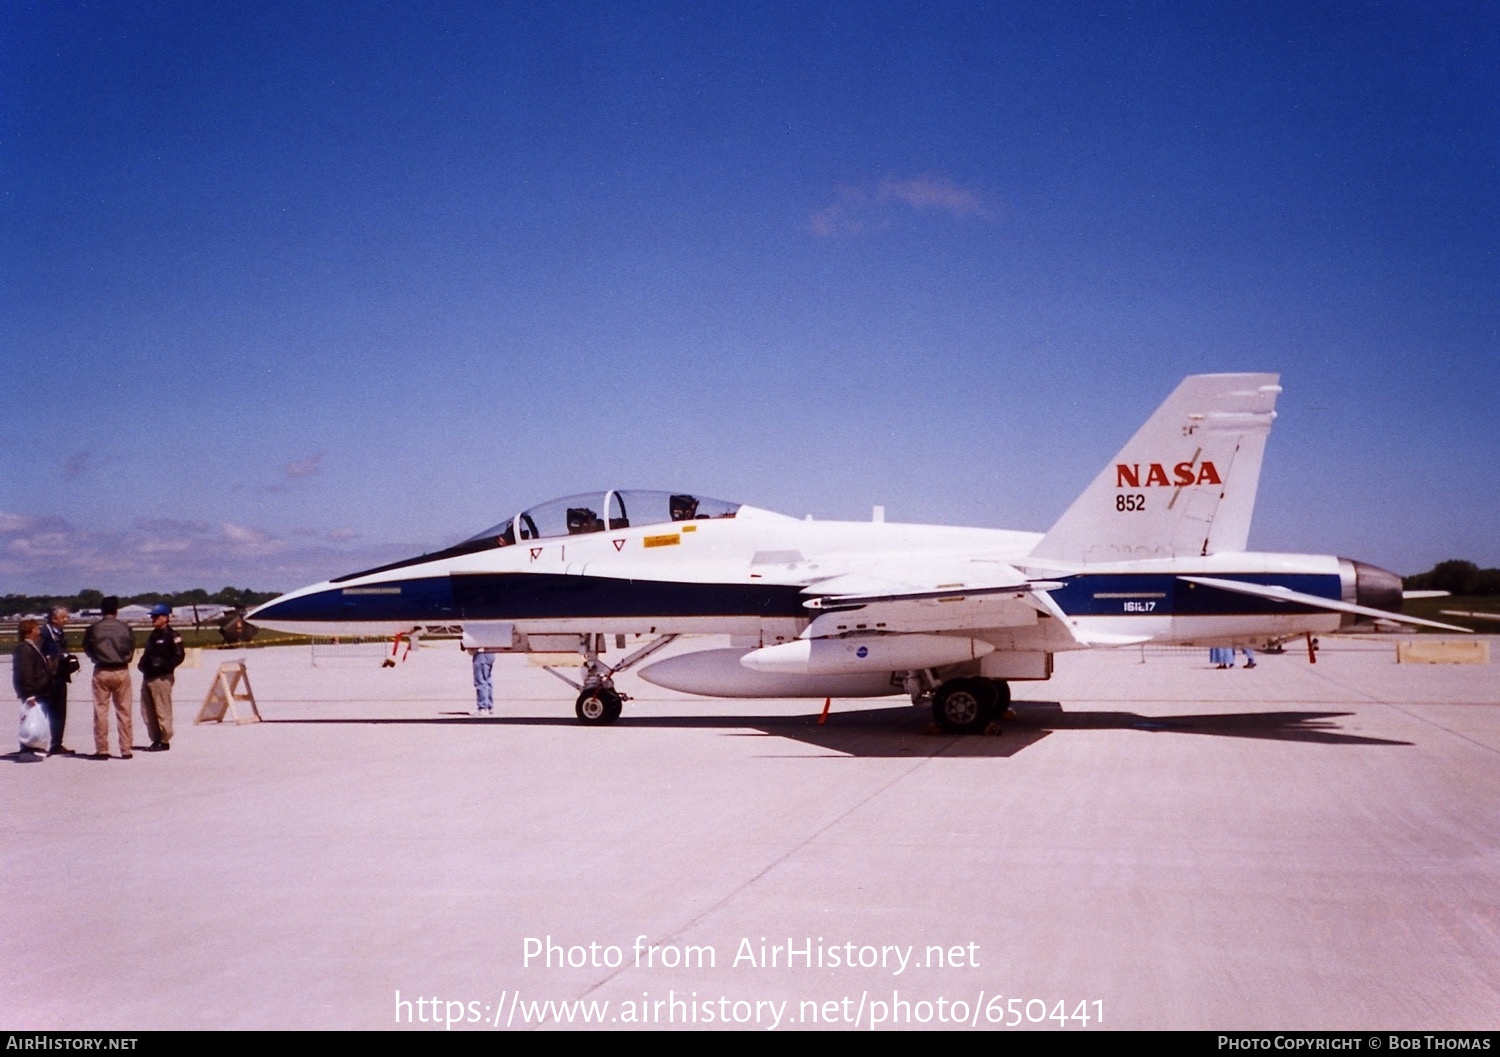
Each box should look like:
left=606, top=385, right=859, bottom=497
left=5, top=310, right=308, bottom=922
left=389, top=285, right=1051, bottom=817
left=464, top=490, right=739, bottom=547
left=328, top=490, right=740, bottom=584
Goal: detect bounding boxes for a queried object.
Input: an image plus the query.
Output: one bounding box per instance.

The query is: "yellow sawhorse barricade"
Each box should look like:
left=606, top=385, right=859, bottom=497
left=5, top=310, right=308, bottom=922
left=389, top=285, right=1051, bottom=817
left=195, top=660, right=263, bottom=724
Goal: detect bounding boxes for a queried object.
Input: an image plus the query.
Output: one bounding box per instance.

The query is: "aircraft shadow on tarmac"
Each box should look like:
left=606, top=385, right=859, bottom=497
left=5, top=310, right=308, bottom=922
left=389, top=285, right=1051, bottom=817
left=262, top=701, right=1411, bottom=760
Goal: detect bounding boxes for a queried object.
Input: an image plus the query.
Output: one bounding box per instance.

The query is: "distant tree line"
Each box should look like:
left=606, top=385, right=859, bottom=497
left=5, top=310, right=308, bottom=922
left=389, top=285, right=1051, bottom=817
left=1403, top=560, right=1500, bottom=596
left=1, top=586, right=279, bottom=618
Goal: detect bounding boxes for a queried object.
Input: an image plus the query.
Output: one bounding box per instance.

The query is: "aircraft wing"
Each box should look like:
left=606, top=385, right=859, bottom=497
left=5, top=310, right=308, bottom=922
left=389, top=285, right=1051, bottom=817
left=1179, top=576, right=1474, bottom=633
left=799, top=572, right=1065, bottom=638
left=1020, top=585, right=1156, bottom=646
left=803, top=581, right=1063, bottom=610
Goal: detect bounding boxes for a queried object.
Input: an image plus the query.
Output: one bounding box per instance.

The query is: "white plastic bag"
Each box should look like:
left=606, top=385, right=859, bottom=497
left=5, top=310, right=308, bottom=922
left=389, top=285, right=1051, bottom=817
left=18, top=698, right=50, bottom=752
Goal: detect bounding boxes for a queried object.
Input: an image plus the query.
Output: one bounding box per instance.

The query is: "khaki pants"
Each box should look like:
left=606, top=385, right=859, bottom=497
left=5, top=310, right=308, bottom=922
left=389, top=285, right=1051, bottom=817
left=141, top=676, right=174, bottom=746
left=92, top=667, right=132, bottom=756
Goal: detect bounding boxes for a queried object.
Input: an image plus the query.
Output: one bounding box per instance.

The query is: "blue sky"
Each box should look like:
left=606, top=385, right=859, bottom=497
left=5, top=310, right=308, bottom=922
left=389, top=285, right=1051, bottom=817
left=3, top=1, right=1496, bottom=594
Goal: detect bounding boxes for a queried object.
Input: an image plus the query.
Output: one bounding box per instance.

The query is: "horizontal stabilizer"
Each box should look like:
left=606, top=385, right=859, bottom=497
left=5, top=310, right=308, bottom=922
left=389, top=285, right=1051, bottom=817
left=1179, top=576, right=1473, bottom=633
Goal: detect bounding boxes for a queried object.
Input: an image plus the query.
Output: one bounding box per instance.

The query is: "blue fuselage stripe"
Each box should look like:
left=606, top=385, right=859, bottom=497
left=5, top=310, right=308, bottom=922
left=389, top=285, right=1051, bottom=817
left=450, top=574, right=808, bottom=620
left=1050, top=572, right=1341, bottom=616
left=255, top=574, right=808, bottom=623
left=254, top=570, right=1344, bottom=625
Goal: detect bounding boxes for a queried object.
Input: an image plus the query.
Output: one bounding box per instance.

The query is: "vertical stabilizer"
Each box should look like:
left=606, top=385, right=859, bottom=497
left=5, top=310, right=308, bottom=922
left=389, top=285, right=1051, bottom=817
left=1029, top=373, right=1281, bottom=565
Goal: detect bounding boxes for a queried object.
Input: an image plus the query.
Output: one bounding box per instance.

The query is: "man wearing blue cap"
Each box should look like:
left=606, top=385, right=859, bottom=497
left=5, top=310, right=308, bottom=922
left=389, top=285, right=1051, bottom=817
left=139, top=604, right=185, bottom=752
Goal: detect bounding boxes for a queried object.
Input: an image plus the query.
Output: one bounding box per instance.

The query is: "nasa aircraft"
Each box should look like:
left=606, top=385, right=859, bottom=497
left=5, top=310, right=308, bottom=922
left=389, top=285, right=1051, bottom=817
left=249, top=373, right=1463, bottom=732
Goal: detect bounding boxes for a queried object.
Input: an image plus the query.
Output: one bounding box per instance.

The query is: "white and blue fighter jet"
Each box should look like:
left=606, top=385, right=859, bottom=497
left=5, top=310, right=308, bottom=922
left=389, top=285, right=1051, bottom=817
left=249, top=374, right=1462, bottom=732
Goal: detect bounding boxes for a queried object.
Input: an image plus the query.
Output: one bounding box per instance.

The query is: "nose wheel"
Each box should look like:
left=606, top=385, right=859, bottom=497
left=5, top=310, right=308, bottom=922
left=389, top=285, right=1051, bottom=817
left=575, top=686, right=623, bottom=725
left=541, top=633, right=678, bottom=725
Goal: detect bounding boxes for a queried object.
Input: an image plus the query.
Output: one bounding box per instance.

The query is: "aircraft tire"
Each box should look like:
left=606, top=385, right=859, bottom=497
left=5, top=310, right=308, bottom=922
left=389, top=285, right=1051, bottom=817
left=576, top=687, right=623, bottom=725
left=989, top=678, right=1013, bottom=717
left=932, top=678, right=995, bottom=735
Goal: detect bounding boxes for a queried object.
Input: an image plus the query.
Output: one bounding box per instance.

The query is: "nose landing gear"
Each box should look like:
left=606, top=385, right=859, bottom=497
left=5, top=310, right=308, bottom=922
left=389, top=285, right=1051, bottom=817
left=538, top=633, right=678, bottom=725
left=575, top=686, right=624, bottom=725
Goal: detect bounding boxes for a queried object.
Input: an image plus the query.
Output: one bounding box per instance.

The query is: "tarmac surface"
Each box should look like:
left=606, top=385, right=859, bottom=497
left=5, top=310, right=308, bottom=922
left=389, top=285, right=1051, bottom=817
left=3, top=635, right=1497, bottom=1031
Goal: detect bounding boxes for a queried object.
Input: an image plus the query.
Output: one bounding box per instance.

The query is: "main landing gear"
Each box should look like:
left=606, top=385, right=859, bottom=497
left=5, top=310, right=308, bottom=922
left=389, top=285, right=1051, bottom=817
left=927, top=676, right=1012, bottom=735
left=540, top=633, right=678, bottom=726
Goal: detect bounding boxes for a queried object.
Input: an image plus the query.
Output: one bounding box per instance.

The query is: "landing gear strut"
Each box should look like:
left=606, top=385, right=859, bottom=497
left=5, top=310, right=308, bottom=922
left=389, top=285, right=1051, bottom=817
left=540, top=633, right=678, bottom=726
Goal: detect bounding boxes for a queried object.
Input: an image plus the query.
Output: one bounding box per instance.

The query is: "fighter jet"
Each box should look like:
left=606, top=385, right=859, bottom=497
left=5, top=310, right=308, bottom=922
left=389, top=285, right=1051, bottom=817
left=249, top=373, right=1462, bottom=732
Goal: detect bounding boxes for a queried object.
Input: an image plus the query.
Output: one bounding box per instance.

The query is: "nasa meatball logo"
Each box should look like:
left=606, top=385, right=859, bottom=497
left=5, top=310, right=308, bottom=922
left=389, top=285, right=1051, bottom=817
left=856, top=646, right=869, bottom=659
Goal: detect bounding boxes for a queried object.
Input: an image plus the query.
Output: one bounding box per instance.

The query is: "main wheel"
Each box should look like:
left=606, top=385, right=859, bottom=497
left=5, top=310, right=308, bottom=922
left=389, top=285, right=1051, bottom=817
left=988, top=678, right=1014, bottom=718
left=575, top=687, right=623, bottom=725
left=932, top=678, right=996, bottom=734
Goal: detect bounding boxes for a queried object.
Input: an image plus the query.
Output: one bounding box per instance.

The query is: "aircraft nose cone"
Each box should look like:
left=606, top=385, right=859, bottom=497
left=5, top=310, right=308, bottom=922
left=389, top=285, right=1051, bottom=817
left=1351, top=560, right=1403, bottom=614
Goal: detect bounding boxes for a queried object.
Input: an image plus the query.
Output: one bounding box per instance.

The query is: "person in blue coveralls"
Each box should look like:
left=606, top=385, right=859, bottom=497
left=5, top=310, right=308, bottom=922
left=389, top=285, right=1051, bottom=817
left=471, top=650, right=495, bottom=715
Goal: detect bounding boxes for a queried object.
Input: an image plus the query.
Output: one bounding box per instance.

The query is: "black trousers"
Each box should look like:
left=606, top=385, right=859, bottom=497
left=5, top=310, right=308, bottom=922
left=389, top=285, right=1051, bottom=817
left=48, top=679, right=68, bottom=750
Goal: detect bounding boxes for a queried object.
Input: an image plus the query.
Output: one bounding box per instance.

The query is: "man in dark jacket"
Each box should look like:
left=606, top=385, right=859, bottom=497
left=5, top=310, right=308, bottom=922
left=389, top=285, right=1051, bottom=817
left=139, top=604, right=185, bottom=752
left=39, top=606, right=76, bottom=755
left=83, top=597, right=136, bottom=759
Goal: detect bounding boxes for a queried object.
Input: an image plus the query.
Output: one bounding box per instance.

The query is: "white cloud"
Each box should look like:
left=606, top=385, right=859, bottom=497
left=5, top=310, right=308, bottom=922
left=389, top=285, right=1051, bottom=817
left=221, top=522, right=272, bottom=546
left=0, top=511, right=414, bottom=595
left=284, top=453, right=323, bottom=479
left=810, top=173, right=993, bottom=238
left=876, top=174, right=987, bottom=216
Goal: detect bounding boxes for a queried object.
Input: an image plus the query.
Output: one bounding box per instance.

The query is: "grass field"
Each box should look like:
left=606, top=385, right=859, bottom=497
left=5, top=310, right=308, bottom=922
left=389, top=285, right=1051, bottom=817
left=1401, top=594, right=1500, bottom=632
